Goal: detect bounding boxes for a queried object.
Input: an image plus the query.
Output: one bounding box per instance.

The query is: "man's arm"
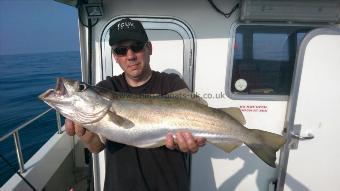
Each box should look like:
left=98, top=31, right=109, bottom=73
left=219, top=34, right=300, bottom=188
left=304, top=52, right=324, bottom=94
left=65, top=119, right=105, bottom=153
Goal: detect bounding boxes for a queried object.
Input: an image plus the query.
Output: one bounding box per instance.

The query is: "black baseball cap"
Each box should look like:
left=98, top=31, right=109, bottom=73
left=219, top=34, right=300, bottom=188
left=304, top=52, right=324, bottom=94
left=109, top=18, right=149, bottom=46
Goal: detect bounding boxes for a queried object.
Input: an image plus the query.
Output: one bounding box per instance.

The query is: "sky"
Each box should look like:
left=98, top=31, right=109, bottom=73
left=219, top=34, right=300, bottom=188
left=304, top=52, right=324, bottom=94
left=0, top=0, right=79, bottom=55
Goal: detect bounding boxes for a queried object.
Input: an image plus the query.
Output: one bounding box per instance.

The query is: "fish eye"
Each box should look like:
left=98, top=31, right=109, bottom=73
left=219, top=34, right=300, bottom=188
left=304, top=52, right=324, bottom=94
left=78, top=83, right=87, bottom=92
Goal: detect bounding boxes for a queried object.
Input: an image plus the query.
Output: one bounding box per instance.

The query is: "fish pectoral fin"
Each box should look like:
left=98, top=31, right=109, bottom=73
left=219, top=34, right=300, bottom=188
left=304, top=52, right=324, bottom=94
left=108, top=111, right=135, bottom=129
left=166, top=88, right=208, bottom=105
left=219, top=107, right=246, bottom=125
left=212, top=142, right=242, bottom=153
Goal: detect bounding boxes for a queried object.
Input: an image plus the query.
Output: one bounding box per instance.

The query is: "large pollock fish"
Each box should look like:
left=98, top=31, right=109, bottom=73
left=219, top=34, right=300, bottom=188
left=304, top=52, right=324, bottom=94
left=39, top=77, right=285, bottom=167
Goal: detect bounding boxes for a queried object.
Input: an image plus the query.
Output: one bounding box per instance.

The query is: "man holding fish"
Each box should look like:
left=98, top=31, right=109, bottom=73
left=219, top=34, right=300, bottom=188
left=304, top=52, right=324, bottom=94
left=40, top=17, right=285, bottom=191
left=65, top=18, right=205, bottom=191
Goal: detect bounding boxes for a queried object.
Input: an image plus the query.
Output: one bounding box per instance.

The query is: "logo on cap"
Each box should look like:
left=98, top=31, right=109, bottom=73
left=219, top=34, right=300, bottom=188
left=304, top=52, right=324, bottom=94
left=117, top=21, right=135, bottom=31
left=109, top=18, right=149, bottom=46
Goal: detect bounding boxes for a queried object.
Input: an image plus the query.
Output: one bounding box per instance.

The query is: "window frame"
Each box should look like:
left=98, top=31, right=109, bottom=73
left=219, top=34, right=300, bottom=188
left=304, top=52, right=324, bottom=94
left=100, top=16, right=196, bottom=90
left=226, top=23, right=319, bottom=101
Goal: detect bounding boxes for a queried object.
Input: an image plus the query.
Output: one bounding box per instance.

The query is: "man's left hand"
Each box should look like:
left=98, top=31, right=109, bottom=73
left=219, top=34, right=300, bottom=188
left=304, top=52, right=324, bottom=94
left=165, top=132, right=206, bottom=153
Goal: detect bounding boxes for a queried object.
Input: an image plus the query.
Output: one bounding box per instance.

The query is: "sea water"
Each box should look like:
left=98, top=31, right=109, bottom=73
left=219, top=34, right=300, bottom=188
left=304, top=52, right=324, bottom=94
left=0, top=51, right=81, bottom=186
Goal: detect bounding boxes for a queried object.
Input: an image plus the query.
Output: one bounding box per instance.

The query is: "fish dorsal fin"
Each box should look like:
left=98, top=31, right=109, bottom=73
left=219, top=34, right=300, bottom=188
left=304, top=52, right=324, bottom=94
left=107, top=110, right=134, bottom=129
left=166, top=88, right=208, bottom=105
left=219, top=107, right=246, bottom=125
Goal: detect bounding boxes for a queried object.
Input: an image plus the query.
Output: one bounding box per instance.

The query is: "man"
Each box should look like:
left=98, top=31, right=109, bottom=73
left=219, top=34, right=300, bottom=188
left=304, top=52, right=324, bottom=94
left=65, top=18, right=205, bottom=191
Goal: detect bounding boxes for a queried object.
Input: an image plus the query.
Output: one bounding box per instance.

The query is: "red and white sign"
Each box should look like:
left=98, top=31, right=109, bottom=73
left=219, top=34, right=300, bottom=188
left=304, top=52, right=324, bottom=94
left=240, top=105, right=268, bottom=112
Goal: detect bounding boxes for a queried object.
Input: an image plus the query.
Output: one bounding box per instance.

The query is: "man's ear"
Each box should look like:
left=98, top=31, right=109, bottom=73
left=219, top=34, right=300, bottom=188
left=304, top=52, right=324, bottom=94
left=111, top=48, right=119, bottom=61
left=146, top=41, right=152, bottom=55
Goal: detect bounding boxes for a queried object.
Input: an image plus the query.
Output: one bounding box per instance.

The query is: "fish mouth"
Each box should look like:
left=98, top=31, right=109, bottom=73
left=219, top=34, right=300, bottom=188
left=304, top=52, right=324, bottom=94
left=39, top=77, right=67, bottom=101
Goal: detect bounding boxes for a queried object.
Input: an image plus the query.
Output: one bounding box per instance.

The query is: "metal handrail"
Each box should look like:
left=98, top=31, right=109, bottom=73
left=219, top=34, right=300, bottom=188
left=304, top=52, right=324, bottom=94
left=0, top=108, right=52, bottom=142
left=0, top=108, right=62, bottom=174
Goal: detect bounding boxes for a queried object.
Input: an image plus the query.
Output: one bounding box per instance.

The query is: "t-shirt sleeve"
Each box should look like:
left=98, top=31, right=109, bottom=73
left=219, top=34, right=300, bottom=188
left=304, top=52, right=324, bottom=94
left=168, top=73, right=188, bottom=92
left=96, top=77, right=113, bottom=89
left=172, top=75, right=188, bottom=91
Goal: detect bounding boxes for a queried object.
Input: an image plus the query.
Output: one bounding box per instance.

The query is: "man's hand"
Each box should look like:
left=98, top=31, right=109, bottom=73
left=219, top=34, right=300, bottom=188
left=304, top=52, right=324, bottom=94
left=65, top=118, right=86, bottom=137
left=165, top=132, right=206, bottom=153
left=64, top=118, right=104, bottom=153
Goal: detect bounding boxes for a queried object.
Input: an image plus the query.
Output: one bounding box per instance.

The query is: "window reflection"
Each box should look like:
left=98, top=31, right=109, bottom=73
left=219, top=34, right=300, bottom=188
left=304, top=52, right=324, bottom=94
left=253, top=33, right=289, bottom=61
left=234, top=33, right=243, bottom=59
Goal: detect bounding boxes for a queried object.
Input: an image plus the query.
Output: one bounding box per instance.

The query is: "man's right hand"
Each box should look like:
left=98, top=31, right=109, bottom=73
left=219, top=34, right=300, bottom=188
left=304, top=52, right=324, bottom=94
left=65, top=119, right=86, bottom=137
left=64, top=118, right=105, bottom=153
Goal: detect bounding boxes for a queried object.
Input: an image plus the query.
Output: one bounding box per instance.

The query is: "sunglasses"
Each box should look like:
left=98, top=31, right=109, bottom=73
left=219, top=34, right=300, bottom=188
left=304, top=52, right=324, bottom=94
left=113, top=42, right=146, bottom=56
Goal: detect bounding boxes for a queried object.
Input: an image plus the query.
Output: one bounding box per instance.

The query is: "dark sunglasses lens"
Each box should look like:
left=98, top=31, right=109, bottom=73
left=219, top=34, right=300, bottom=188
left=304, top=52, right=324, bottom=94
left=113, top=42, right=146, bottom=56
left=130, top=43, right=145, bottom=52
left=113, top=47, right=128, bottom=55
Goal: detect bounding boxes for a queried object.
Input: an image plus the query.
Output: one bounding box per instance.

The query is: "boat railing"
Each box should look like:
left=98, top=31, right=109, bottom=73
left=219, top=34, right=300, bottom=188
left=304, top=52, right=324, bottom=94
left=0, top=108, right=62, bottom=174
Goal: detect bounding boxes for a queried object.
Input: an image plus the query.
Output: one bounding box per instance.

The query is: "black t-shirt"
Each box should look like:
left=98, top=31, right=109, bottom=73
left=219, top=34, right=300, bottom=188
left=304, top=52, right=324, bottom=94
left=97, top=71, right=190, bottom=191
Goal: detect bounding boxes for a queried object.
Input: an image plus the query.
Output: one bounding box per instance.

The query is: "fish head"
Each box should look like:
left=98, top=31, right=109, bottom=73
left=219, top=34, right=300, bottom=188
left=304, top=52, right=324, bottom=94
left=39, top=77, right=111, bottom=124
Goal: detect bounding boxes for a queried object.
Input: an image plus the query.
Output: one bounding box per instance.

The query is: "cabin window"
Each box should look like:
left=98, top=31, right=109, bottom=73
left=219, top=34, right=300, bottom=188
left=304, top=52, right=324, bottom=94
left=230, top=25, right=314, bottom=98
left=100, top=17, right=195, bottom=90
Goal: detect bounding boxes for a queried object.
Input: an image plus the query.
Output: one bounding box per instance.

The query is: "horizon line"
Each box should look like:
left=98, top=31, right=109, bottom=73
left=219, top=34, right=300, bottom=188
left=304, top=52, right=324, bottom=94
left=0, top=50, right=80, bottom=57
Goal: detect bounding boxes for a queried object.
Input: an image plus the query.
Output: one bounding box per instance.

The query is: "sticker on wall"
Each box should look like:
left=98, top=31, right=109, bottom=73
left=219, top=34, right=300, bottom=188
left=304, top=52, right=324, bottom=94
left=235, top=79, right=247, bottom=91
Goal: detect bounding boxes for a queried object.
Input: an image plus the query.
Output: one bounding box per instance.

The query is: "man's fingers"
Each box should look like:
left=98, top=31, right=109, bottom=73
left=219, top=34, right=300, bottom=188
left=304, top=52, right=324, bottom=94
left=175, top=132, right=189, bottom=153
left=65, top=119, right=75, bottom=136
left=74, top=123, right=86, bottom=137
left=65, top=119, right=86, bottom=137
left=170, top=132, right=206, bottom=153
left=165, top=133, right=176, bottom=150
left=195, top=137, right=206, bottom=147
left=183, top=132, right=198, bottom=153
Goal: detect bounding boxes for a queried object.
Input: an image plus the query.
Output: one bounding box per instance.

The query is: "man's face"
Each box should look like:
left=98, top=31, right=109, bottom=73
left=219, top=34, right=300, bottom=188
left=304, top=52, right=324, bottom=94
left=112, top=40, right=152, bottom=80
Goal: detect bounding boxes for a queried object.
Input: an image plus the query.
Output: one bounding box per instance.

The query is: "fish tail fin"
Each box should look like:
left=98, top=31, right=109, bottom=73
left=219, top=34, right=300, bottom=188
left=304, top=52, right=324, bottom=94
left=245, top=129, right=286, bottom=167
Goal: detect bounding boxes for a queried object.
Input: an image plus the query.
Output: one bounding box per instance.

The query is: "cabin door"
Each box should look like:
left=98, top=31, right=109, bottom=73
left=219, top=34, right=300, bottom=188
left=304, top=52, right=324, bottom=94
left=276, top=28, right=340, bottom=191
